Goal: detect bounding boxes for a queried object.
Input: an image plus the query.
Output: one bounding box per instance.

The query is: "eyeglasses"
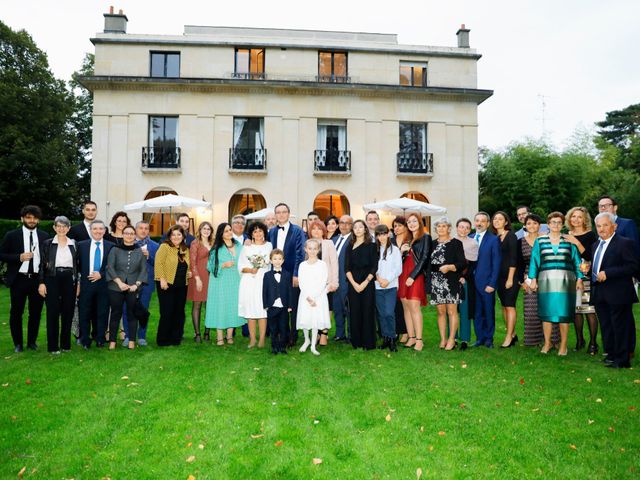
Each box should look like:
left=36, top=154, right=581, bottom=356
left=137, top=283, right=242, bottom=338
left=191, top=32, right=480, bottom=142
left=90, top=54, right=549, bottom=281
left=598, top=203, right=614, bottom=210
left=123, top=231, right=136, bottom=235
left=54, top=224, right=70, bottom=229
left=339, top=221, right=353, bottom=225
left=548, top=220, right=563, bottom=225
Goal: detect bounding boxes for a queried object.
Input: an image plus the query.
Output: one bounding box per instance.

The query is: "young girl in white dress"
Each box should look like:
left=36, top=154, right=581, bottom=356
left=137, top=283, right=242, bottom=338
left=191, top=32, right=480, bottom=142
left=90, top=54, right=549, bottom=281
left=297, top=238, right=331, bottom=355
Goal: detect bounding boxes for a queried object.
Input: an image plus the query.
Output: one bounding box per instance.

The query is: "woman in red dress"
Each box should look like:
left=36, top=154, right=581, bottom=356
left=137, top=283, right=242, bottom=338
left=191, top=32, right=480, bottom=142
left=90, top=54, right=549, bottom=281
left=398, top=213, right=432, bottom=351
left=187, top=221, right=213, bottom=343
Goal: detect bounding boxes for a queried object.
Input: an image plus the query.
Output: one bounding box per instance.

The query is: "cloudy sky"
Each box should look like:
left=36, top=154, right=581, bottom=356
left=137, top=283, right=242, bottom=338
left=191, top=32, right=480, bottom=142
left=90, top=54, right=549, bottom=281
left=3, top=0, right=638, bottom=150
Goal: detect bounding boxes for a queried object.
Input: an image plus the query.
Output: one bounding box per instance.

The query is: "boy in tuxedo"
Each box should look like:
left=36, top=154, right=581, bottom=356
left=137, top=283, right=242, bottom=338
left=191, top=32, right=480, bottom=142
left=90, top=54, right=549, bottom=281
left=262, top=249, right=293, bottom=354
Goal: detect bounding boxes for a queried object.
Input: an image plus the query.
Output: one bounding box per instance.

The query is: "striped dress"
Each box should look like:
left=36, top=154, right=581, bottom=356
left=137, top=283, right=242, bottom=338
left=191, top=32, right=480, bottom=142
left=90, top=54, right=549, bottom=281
left=521, top=239, right=559, bottom=345
left=528, top=236, right=583, bottom=323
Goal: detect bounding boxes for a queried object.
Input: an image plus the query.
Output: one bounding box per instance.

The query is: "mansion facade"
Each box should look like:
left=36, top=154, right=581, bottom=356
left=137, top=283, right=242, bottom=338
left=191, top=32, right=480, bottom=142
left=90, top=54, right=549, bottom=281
left=83, top=10, right=492, bottom=234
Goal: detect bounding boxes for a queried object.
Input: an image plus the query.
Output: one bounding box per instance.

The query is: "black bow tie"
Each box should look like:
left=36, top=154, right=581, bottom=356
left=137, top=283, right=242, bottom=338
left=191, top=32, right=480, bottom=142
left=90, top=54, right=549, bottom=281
left=278, top=226, right=285, bottom=231
left=273, top=270, right=282, bottom=275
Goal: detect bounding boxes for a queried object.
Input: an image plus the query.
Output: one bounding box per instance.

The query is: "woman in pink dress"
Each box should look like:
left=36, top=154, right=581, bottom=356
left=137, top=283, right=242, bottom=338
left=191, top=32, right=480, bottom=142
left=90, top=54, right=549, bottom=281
left=187, top=222, right=213, bottom=343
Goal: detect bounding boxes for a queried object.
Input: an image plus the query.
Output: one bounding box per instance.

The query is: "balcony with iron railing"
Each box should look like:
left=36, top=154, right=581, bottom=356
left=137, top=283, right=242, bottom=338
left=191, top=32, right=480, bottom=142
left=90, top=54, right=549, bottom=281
left=229, top=148, right=267, bottom=172
left=141, top=146, right=181, bottom=172
left=396, top=152, right=434, bottom=175
left=316, top=74, right=351, bottom=83
left=231, top=72, right=267, bottom=80
left=313, top=150, right=351, bottom=175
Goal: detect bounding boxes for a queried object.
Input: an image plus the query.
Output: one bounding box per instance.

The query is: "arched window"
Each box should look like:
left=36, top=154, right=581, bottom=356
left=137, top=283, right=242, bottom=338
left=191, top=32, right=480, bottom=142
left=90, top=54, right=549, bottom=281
left=312, top=190, right=350, bottom=221
left=228, top=189, right=267, bottom=220
left=143, top=188, right=178, bottom=236
left=400, top=191, right=431, bottom=231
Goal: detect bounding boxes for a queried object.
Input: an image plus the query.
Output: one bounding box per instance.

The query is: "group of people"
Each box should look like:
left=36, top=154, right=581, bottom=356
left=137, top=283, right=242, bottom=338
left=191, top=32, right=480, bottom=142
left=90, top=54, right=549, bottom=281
left=1, top=195, right=638, bottom=368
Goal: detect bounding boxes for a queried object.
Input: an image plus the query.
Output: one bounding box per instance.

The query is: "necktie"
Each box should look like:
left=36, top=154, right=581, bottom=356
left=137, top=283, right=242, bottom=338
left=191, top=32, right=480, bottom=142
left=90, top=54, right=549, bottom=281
left=93, top=242, right=102, bottom=272
left=28, top=231, right=34, bottom=274
left=335, top=236, right=345, bottom=252
left=592, top=240, right=605, bottom=282
left=474, top=233, right=481, bottom=244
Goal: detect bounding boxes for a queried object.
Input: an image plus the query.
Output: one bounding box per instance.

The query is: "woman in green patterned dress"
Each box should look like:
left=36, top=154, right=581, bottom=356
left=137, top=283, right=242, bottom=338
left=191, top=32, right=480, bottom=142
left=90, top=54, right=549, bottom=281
left=205, top=223, right=244, bottom=345
left=528, top=211, right=584, bottom=356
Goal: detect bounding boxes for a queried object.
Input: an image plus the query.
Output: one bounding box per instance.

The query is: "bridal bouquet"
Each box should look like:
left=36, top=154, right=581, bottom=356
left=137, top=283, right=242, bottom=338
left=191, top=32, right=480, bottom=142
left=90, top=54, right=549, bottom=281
left=249, top=254, right=269, bottom=270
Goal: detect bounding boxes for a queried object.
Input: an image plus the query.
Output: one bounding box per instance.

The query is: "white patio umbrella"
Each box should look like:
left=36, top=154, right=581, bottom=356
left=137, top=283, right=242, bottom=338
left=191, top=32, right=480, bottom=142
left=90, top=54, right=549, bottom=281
left=362, top=197, right=447, bottom=217
left=244, top=208, right=297, bottom=220
left=123, top=194, right=211, bottom=214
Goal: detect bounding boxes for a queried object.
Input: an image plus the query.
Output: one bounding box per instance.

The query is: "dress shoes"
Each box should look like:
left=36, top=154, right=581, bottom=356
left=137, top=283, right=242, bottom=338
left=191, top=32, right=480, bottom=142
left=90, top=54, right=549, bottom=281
left=460, top=341, right=468, bottom=351
left=484, top=342, right=494, bottom=349
left=27, top=343, right=38, bottom=351
left=606, top=362, right=631, bottom=369
left=14, top=345, right=23, bottom=353
left=378, top=337, right=390, bottom=350
left=333, top=336, right=346, bottom=342
left=389, top=338, right=398, bottom=352
left=472, top=341, right=484, bottom=348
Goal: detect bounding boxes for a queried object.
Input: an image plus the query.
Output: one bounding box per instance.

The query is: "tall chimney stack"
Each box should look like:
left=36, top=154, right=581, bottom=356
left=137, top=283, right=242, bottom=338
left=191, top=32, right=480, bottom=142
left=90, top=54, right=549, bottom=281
left=456, top=24, right=470, bottom=48
left=104, top=7, right=128, bottom=34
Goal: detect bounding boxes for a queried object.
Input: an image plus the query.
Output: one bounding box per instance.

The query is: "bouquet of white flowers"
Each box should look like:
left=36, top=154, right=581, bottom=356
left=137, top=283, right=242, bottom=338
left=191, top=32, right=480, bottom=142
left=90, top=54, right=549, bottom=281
left=248, top=254, right=268, bottom=270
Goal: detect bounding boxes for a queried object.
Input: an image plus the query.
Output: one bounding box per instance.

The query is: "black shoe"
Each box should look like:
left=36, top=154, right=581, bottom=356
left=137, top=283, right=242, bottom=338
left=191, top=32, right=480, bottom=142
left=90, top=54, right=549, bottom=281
left=389, top=338, right=398, bottom=352
left=333, top=336, right=345, bottom=342
left=460, top=341, right=468, bottom=351
left=14, top=345, right=23, bottom=353
left=472, top=341, right=484, bottom=347
left=378, top=337, right=390, bottom=350
left=96, top=342, right=105, bottom=348
left=27, top=343, right=38, bottom=351
left=587, top=343, right=599, bottom=355
left=574, top=339, right=586, bottom=351
left=606, top=362, right=631, bottom=369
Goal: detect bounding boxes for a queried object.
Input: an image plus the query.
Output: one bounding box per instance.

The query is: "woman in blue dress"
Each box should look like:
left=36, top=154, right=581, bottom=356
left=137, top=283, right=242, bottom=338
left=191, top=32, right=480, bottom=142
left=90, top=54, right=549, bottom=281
left=528, top=211, right=584, bottom=356
left=205, top=223, right=244, bottom=345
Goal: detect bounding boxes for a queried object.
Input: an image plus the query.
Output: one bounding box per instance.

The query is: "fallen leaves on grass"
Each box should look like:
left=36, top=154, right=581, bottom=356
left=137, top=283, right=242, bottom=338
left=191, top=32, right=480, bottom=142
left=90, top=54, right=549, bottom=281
left=428, top=445, right=434, bottom=452
left=186, top=442, right=192, bottom=447
left=438, top=431, right=446, bottom=436
left=198, top=444, right=204, bottom=450
left=588, top=419, right=595, bottom=425
left=586, top=378, right=592, bottom=383
left=2, top=383, right=8, bottom=387
left=313, top=420, right=320, bottom=425
left=629, top=406, right=636, bottom=411
left=186, top=455, right=196, bottom=463
left=312, top=458, right=323, bottom=465
left=385, top=414, right=392, bottom=422
left=416, top=467, right=423, bottom=479
left=274, top=440, right=283, bottom=447
left=596, top=398, right=603, bottom=403
left=187, top=475, right=196, bottom=480
left=18, top=466, right=26, bottom=478
left=608, top=427, right=615, bottom=432
left=120, top=376, right=129, bottom=380
left=250, top=434, right=264, bottom=439
left=569, top=444, right=577, bottom=451
left=25, top=378, right=32, bottom=385
left=633, top=379, right=640, bottom=384
left=133, top=400, right=143, bottom=404
left=519, top=378, right=525, bottom=385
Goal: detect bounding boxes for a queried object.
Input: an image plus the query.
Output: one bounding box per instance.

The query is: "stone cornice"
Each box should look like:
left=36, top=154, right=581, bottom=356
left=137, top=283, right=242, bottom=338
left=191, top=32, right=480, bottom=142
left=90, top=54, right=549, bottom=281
left=80, top=76, right=493, bottom=104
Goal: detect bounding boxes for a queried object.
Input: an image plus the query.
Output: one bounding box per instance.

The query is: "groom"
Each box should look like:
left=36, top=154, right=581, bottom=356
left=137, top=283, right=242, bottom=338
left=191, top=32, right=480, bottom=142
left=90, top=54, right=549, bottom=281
left=267, top=203, right=306, bottom=347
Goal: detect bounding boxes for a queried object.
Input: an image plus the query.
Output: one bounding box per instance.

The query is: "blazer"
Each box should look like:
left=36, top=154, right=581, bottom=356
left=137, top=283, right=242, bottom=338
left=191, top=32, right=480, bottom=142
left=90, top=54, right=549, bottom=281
left=267, top=223, right=306, bottom=277
left=67, top=222, right=91, bottom=242
left=154, top=243, right=190, bottom=285
left=332, top=234, right=351, bottom=295
left=262, top=269, right=294, bottom=310
left=319, top=239, right=339, bottom=290
left=409, top=235, right=432, bottom=280
left=615, top=216, right=640, bottom=256
left=590, top=234, right=640, bottom=305
left=0, top=227, right=49, bottom=286
left=430, top=238, right=466, bottom=295
left=76, top=238, right=115, bottom=287
left=38, top=238, right=78, bottom=282
left=474, top=231, right=501, bottom=290
left=106, top=245, right=148, bottom=291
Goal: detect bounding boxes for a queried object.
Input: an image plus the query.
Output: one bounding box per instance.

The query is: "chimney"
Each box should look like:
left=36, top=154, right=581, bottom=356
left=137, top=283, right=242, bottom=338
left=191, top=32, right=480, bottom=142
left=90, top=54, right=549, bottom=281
left=456, top=24, right=470, bottom=48
left=103, top=7, right=128, bottom=34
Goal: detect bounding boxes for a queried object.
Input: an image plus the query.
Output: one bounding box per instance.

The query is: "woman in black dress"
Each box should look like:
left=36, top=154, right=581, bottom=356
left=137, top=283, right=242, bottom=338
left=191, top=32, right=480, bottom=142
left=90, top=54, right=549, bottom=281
left=345, top=219, right=378, bottom=350
left=565, top=206, right=599, bottom=354
left=492, top=211, right=519, bottom=348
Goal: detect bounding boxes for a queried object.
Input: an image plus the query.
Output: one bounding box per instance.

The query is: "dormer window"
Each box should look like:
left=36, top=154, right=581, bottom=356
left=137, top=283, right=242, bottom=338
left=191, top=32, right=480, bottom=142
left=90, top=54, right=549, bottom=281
left=399, top=62, right=427, bottom=87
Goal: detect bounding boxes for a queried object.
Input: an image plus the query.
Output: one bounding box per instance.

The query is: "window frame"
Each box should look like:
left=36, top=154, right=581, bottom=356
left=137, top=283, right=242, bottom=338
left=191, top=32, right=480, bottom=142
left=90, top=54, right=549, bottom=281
left=148, top=115, right=179, bottom=150
left=318, top=51, right=349, bottom=82
left=149, top=51, right=181, bottom=78
left=399, top=122, right=427, bottom=155
left=399, top=61, right=427, bottom=87
left=234, top=47, right=266, bottom=78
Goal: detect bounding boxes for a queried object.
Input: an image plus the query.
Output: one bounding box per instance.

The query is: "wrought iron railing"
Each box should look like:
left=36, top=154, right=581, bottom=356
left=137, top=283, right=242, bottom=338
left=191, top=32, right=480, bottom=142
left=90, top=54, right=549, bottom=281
left=397, top=152, right=433, bottom=174
left=316, top=74, right=351, bottom=83
left=231, top=72, right=266, bottom=80
left=229, top=148, right=267, bottom=170
left=314, top=150, right=351, bottom=173
left=141, top=147, right=181, bottom=169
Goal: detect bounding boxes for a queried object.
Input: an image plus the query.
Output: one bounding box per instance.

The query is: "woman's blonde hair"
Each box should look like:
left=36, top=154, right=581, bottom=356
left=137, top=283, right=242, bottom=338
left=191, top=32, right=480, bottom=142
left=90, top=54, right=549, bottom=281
left=565, top=206, right=592, bottom=232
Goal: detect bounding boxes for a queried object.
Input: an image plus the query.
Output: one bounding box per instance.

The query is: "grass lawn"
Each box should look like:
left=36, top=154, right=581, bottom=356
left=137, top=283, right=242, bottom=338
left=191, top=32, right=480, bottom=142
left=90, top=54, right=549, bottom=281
left=0, top=286, right=639, bottom=479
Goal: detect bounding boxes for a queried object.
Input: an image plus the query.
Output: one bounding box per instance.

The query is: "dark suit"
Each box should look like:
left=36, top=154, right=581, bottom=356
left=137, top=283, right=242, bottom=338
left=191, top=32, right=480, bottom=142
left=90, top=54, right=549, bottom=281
left=262, top=269, right=294, bottom=353
left=67, top=222, right=91, bottom=242
left=473, top=231, right=501, bottom=346
left=332, top=234, right=351, bottom=339
left=0, top=227, right=49, bottom=348
left=591, top=234, right=639, bottom=367
left=76, top=238, right=114, bottom=347
left=268, top=223, right=306, bottom=343
left=615, top=216, right=640, bottom=256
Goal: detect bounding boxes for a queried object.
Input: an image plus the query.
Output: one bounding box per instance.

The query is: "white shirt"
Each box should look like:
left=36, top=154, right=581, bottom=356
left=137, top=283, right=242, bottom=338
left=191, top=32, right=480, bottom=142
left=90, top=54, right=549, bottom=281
left=474, top=230, right=486, bottom=247
left=52, top=237, right=76, bottom=268
left=375, top=244, right=403, bottom=290
left=19, top=226, right=40, bottom=273
left=593, top=233, right=615, bottom=275
left=233, top=233, right=245, bottom=244
left=89, top=238, right=104, bottom=273
left=272, top=270, right=284, bottom=308
left=276, top=222, right=290, bottom=251
left=83, top=220, right=92, bottom=238
left=334, top=233, right=351, bottom=257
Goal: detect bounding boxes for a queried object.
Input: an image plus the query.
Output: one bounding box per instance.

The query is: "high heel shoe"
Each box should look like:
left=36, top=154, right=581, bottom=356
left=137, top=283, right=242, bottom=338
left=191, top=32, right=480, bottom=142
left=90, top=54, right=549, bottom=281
left=194, top=333, right=202, bottom=344
left=574, top=339, right=586, bottom=351
left=587, top=343, right=598, bottom=355
left=404, top=336, right=416, bottom=348
left=414, top=338, right=424, bottom=352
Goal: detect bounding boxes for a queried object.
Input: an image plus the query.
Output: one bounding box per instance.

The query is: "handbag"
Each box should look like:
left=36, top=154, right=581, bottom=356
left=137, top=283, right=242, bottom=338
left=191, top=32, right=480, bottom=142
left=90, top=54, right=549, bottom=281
left=133, top=295, right=150, bottom=328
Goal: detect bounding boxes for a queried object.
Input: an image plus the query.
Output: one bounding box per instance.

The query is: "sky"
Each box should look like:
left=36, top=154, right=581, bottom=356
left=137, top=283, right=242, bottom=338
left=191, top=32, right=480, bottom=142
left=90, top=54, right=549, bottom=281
left=3, top=0, right=639, bottom=151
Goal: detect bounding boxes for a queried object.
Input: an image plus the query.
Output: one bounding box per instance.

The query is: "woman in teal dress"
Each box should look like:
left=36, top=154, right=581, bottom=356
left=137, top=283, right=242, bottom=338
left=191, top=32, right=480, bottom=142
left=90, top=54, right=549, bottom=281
left=528, top=211, right=584, bottom=356
left=205, top=222, right=244, bottom=345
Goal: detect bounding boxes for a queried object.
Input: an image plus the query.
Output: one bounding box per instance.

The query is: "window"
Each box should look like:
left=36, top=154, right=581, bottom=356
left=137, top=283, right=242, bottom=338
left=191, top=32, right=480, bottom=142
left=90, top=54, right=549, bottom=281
left=315, top=120, right=349, bottom=172
left=399, top=123, right=426, bottom=155
left=150, top=52, right=180, bottom=78
left=318, top=51, right=348, bottom=82
left=144, top=116, right=179, bottom=167
left=234, top=48, right=265, bottom=79
left=230, top=117, right=266, bottom=169
left=399, top=62, right=427, bottom=87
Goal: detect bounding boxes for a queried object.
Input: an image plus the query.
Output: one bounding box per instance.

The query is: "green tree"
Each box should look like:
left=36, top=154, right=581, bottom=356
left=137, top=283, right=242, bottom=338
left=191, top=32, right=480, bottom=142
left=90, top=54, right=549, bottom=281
left=0, top=20, right=80, bottom=218
left=69, top=53, right=94, bottom=200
